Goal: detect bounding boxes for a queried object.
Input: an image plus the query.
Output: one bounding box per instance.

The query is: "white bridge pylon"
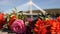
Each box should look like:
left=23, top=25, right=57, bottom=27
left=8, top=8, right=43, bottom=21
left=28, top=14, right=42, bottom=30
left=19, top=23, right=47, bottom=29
left=17, top=0, right=46, bottom=15
left=5, top=0, right=46, bottom=15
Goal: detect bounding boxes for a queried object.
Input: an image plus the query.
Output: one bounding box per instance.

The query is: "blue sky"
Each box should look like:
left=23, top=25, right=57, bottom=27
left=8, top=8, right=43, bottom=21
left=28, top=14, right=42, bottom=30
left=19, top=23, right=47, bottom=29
left=0, top=0, right=60, bottom=13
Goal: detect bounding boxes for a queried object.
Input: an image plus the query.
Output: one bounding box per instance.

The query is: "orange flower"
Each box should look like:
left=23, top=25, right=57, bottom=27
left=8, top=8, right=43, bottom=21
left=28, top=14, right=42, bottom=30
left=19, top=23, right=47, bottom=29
left=9, top=14, right=16, bottom=29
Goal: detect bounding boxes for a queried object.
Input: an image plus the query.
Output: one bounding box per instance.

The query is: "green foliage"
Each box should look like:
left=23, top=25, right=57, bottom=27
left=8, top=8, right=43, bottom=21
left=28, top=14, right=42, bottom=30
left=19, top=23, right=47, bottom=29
left=18, top=12, right=26, bottom=21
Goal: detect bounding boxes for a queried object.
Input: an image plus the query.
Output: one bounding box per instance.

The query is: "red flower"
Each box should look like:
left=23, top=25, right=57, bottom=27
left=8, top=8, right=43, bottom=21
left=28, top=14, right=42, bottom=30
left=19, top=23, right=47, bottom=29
left=57, top=16, right=60, bottom=22
left=34, top=28, right=38, bottom=33
left=56, top=22, right=60, bottom=34
left=34, top=18, right=47, bottom=34
left=9, top=15, right=16, bottom=29
left=0, top=13, right=5, bottom=29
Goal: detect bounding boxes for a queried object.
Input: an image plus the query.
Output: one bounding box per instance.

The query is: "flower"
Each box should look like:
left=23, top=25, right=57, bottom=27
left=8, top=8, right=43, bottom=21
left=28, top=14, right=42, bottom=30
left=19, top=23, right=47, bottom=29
left=26, top=18, right=32, bottom=22
left=9, top=14, right=16, bottom=29
left=11, top=19, right=26, bottom=34
left=34, top=18, right=47, bottom=34
left=0, top=13, right=6, bottom=29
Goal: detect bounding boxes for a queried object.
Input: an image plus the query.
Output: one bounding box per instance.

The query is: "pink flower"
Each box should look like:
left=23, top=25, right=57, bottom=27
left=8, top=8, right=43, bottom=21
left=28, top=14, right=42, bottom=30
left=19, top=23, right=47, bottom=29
left=26, top=18, right=32, bottom=22
left=11, top=19, right=26, bottom=34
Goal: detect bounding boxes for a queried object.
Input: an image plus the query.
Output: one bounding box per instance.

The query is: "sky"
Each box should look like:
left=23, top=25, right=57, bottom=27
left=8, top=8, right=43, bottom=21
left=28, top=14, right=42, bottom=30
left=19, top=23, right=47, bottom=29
left=0, top=0, right=60, bottom=13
